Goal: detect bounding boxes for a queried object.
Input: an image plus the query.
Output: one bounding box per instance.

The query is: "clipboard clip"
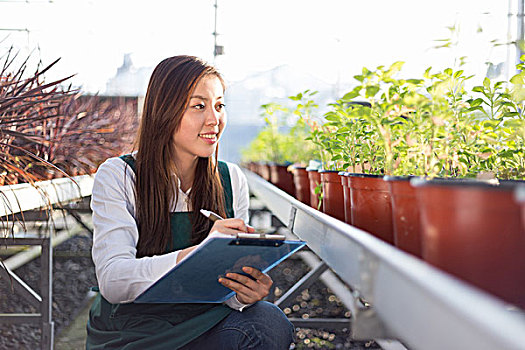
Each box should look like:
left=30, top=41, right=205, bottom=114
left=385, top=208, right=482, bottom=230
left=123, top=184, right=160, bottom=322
left=234, top=233, right=286, bottom=240
left=230, top=233, right=286, bottom=247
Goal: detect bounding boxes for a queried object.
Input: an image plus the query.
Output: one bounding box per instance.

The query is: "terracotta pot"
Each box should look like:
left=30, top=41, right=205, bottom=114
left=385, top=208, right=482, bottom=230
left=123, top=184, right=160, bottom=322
left=348, top=174, right=394, bottom=244
left=384, top=176, right=422, bottom=258
left=247, top=162, right=258, bottom=173
left=307, top=168, right=321, bottom=210
left=269, top=163, right=295, bottom=196
left=413, top=178, right=525, bottom=309
left=291, top=167, right=310, bottom=205
left=319, top=170, right=345, bottom=222
left=339, top=172, right=352, bottom=225
left=258, top=162, right=271, bottom=181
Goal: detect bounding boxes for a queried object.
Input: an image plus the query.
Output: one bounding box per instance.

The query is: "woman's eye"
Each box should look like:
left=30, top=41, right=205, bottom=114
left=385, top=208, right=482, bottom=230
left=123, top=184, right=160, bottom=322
left=193, top=103, right=205, bottom=110
left=215, top=103, right=226, bottom=112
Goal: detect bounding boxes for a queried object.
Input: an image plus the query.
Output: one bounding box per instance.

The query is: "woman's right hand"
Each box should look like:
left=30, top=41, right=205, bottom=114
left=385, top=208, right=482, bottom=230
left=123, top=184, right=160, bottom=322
left=176, top=219, right=255, bottom=263
left=210, top=218, right=255, bottom=235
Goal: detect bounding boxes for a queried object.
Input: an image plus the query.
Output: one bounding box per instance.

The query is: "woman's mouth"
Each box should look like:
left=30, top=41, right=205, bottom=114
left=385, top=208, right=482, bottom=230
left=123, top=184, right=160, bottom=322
left=199, top=133, right=218, bottom=144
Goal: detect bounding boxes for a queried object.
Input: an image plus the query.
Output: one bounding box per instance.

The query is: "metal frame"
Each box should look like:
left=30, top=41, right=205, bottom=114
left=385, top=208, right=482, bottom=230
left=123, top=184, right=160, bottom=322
left=244, top=169, right=525, bottom=350
left=0, top=237, right=53, bottom=349
left=0, top=175, right=94, bottom=350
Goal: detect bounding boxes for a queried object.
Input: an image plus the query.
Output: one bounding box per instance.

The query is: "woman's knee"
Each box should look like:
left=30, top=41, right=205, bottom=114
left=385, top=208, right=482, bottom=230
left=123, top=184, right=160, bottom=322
left=242, top=301, right=295, bottom=347
left=190, top=302, right=294, bottom=349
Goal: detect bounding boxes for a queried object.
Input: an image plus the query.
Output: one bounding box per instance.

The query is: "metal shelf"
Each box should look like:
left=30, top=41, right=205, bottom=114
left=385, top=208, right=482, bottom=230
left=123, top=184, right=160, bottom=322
left=244, top=169, right=525, bottom=350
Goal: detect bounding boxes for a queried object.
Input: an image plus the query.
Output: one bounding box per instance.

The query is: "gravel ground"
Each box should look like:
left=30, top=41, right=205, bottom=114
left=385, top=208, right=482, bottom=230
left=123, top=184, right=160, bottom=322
left=0, top=230, right=381, bottom=349
left=267, top=256, right=380, bottom=350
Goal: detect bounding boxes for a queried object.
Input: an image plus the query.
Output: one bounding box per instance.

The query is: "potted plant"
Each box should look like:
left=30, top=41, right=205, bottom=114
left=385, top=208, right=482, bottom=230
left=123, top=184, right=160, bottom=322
left=410, top=67, right=525, bottom=309
left=287, top=90, right=322, bottom=206
left=304, top=108, right=345, bottom=220
left=323, top=63, right=414, bottom=244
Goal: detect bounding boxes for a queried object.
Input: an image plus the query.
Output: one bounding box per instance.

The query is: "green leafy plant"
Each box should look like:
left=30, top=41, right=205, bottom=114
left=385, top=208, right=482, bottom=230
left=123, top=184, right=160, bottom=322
left=246, top=58, right=525, bottom=181
left=241, top=92, right=320, bottom=165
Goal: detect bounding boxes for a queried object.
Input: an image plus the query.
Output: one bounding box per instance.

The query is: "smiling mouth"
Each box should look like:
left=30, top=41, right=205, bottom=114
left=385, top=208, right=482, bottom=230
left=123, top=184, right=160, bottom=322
left=199, top=133, right=218, bottom=141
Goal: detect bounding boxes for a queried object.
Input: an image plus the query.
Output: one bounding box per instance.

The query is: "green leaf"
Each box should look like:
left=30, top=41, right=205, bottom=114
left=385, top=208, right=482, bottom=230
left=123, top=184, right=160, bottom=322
left=510, top=72, right=525, bottom=85
left=389, top=61, right=405, bottom=74
left=406, top=79, right=423, bottom=85
left=365, top=85, right=380, bottom=98
left=466, top=106, right=485, bottom=113
left=494, top=81, right=505, bottom=90
left=354, top=75, right=365, bottom=82
left=423, top=67, right=433, bottom=79
left=325, top=114, right=340, bottom=122
left=472, top=86, right=485, bottom=93
left=503, top=111, right=520, bottom=118
left=342, top=90, right=360, bottom=101
left=483, top=77, right=491, bottom=88
left=468, top=98, right=484, bottom=107
left=453, top=70, right=464, bottom=78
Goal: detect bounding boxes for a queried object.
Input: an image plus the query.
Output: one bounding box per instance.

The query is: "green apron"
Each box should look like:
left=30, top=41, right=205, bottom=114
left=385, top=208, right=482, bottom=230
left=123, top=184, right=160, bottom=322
left=86, top=155, right=235, bottom=349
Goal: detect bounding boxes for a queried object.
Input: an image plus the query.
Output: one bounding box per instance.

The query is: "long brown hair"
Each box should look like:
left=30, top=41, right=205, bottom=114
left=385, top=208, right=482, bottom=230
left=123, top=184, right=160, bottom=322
left=134, top=55, right=226, bottom=258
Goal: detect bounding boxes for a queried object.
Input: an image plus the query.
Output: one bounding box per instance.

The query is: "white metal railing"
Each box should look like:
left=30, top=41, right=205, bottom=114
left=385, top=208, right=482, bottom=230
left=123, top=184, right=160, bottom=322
left=0, top=175, right=94, bottom=218
left=244, top=169, right=525, bottom=350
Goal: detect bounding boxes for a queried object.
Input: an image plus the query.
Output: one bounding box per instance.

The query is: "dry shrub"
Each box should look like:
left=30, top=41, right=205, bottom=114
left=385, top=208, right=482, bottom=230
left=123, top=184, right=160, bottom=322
left=0, top=47, right=138, bottom=184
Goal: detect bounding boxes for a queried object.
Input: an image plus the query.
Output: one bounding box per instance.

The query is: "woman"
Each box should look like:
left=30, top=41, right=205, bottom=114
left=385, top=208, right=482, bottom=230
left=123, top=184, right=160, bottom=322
left=86, top=56, right=294, bottom=349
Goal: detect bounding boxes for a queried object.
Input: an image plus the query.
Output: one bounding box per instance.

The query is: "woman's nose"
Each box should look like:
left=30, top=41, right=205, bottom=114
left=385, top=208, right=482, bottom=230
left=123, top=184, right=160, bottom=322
left=206, top=108, right=221, bottom=125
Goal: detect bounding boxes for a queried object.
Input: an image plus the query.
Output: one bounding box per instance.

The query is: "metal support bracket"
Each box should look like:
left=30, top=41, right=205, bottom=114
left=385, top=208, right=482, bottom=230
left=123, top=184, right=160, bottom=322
left=275, top=261, right=329, bottom=308
left=63, top=208, right=93, bottom=235
left=0, top=236, right=54, bottom=350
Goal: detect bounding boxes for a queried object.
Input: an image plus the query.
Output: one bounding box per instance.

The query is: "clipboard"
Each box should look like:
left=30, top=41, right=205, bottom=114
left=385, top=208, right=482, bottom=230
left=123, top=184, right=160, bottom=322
left=134, top=234, right=306, bottom=303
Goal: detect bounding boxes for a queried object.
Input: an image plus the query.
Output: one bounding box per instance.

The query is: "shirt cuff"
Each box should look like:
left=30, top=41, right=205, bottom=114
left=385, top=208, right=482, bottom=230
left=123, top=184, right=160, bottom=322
left=224, top=295, right=253, bottom=312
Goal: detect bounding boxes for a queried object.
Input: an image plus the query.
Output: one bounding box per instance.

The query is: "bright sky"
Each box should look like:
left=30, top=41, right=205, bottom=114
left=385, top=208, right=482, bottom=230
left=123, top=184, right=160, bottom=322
left=0, top=0, right=514, bottom=93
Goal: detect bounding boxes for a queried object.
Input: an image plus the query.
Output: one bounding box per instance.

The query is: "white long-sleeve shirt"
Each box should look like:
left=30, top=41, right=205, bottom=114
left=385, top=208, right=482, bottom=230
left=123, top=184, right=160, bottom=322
left=91, top=156, right=251, bottom=310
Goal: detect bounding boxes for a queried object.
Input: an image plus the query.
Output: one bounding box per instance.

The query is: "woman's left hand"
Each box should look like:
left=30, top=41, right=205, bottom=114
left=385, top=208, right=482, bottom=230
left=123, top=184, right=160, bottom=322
left=219, top=267, right=273, bottom=304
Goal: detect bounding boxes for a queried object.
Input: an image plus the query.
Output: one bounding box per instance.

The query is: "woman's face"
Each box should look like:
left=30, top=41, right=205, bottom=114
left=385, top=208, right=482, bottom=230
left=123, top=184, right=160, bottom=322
left=173, top=75, right=226, bottom=165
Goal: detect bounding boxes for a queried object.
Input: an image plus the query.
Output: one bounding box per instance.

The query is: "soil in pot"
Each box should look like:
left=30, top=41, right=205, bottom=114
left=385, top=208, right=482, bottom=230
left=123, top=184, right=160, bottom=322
left=413, top=178, right=525, bottom=309
left=291, top=166, right=310, bottom=206
left=319, top=170, right=345, bottom=222
left=269, top=163, right=295, bottom=197
left=349, top=174, right=394, bottom=244
left=384, top=176, right=422, bottom=258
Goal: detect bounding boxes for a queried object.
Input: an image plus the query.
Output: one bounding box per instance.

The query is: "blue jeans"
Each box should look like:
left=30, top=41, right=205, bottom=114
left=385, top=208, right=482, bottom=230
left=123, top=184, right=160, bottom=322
left=180, top=301, right=295, bottom=350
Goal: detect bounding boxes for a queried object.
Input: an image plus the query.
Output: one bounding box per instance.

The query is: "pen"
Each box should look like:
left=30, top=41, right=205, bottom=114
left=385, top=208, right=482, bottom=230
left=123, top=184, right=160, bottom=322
left=199, top=209, right=224, bottom=222
left=200, top=209, right=285, bottom=239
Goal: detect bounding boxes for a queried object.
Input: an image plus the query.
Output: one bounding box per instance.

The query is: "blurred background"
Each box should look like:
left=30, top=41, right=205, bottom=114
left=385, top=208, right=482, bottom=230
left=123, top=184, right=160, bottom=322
left=0, top=0, right=519, bottom=163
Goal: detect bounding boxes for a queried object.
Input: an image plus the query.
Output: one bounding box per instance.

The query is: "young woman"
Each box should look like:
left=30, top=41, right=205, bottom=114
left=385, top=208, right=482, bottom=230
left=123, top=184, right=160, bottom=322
left=86, top=55, right=295, bottom=349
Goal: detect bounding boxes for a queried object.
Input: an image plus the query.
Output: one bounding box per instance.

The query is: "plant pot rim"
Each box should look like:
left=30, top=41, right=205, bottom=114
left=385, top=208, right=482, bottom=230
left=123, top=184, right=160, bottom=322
left=318, top=169, right=343, bottom=174
left=344, top=172, right=383, bottom=178
left=268, top=162, right=292, bottom=167
left=383, top=175, right=420, bottom=181
left=292, top=165, right=307, bottom=170
left=410, top=177, right=523, bottom=190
